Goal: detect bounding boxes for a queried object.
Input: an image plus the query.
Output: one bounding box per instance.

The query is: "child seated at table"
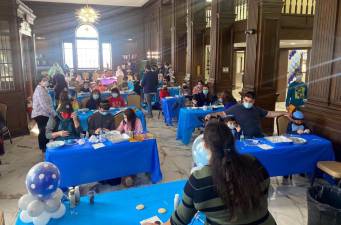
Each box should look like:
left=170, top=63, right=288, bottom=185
left=117, top=108, right=143, bottom=134
left=109, top=87, right=126, bottom=108
left=86, top=90, right=101, bottom=110
left=159, top=85, right=170, bottom=99
left=88, top=100, right=116, bottom=136
left=287, top=110, right=311, bottom=135
left=224, top=116, right=242, bottom=140
left=79, top=81, right=90, bottom=93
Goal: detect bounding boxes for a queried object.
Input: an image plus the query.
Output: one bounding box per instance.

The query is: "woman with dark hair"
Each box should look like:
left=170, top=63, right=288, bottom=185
left=109, top=87, right=126, bottom=108
left=86, top=89, right=101, bottom=110
left=117, top=108, right=143, bottom=134
left=53, top=73, right=68, bottom=104
left=32, top=74, right=53, bottom=152
left=46, top=91, right=81, bottom=141
left=155, top=120, right=275, bottom=225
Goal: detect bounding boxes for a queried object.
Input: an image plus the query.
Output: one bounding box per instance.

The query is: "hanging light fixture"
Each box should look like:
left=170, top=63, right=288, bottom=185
left=75, top=3, right=100, bottom=24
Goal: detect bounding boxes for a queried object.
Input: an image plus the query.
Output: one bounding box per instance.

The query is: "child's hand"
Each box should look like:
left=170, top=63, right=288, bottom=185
left=297, top=130, right=304, bottom=135
left=304, top=129, right=311, bottom=134
left=235, top=124, right=241, bottom=132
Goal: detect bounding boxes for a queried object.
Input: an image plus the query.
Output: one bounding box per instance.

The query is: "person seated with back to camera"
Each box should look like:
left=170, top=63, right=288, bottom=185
left=86, top=89, right=101, bottom=110
left=192, top=85, right=217, bottom=107
left=88, top=100, right=116, bottom=136
left=46, top=91, right=81, bottom=141
left=159, top=85, right=170, bottom=99
left=287, top=110, right=311, bottom=135
left=109, top=87, right=126, bottom=108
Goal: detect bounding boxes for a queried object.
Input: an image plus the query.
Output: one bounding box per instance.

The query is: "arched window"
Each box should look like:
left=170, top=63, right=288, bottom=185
left=76, top=24, right=99, bottom=69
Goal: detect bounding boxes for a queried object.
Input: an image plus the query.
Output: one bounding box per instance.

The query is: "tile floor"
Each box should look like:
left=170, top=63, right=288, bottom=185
left=0, top=115, right=323, bottom=225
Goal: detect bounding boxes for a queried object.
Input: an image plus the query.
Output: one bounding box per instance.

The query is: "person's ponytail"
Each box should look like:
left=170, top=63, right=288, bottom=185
left=204, top=120, right=267, bottom=220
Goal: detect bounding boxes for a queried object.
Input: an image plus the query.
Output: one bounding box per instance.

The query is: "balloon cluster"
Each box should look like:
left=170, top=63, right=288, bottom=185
left=288, top=50, right=302, bottom=84
left=191, top=134, right=210, bottom=173
left=18, top=162, right=66, bottom=225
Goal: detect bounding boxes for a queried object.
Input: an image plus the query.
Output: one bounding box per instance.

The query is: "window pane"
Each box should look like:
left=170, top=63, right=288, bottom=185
left=102, top=43, right=112, bottom=70
left=76, top=25, right=98, bottom=38
left=63, top=42, right=74, bottom=68
left=0, top=21, right=15, bottom=91
left=77, top=39, right=99, bottom=69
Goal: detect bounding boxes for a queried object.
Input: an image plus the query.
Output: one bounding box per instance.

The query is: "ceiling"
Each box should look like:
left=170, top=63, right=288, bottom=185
left=24, top=0, right=150, bottom=7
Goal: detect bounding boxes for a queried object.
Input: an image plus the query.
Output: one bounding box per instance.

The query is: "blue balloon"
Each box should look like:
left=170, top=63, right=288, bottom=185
left=25, top=162, right=61, bottom=200
left=192, top=135, right=210, bottom=167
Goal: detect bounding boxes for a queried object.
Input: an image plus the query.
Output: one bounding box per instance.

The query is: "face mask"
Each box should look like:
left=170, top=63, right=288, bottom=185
left=243, top=102, right=253, bottom=109
left=112, top=93, right=118, bottom=98
left=68, top=95, right=72, bottom=100
left=296, top=75, right=303, bottom=81
left=203, top=90, right=209, bottom=95
left=100, top=111, right=108, bottom=116
left=227, top=123, right=235, bottom=130
left=218, top=98, right=223, bottom=103
left=41, top=81, right=49, bottom=87
left=93, top=94, right=99, bottom=100
left=60, top=112, right=71, bottom=120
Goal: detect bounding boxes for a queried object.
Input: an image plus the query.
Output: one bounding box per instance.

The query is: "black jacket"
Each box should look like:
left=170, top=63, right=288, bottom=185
left=141, top=71, right=158, bottom=93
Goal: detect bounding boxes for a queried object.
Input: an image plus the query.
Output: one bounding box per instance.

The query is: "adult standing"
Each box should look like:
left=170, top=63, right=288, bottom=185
left=31, top=75, right=53, bottom=153
left=141, top=65, right=158, bottom=118
left=53, top=73, right=68, bottom=105
left=207, top=91, right=288, bottom=138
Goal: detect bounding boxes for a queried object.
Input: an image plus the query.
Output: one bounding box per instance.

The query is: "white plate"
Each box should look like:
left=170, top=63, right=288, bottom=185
left=47, top=141, right=65, bottom=149
left=288, top=137, right=307, bottom=144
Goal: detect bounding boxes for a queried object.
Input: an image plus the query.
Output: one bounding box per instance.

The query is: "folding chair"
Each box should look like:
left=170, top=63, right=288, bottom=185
left=275, top=115, right=289, bottom=136
left=311, top=161, right=341, bottom=187
left=0, top=103, right=12, bottom=144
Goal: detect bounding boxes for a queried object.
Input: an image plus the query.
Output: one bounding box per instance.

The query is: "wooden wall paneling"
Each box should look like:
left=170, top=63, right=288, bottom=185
left=276, top=49, right=289, bottom=102
left=307, top=0, right=338, bottom=105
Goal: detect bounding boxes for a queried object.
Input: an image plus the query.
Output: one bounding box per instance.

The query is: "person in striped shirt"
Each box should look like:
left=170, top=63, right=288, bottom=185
left=149, top=120, right=276, bottom=225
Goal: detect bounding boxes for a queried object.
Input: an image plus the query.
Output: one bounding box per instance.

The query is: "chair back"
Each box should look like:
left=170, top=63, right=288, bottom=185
left=0, top=103, right=8, bottom=124
left=276, top=115, right=289, bottom=135
left=127, top=95, right=141, bottom=109
left=81, top=97, right=90, bottom=109
left=113, top=111, right=124, bottom=129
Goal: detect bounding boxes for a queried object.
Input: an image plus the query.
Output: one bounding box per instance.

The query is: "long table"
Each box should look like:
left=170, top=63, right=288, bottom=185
left=161, top=96, right=185, bottom=126
left=16, top=180, right=205, bottom=225
left=176, top=107, right=225, bottom=145
left=45, top=139, right=162, bottom=188
left=236, top=134, right=335, bottom=176
left=77, top=108, right=147, bottom=132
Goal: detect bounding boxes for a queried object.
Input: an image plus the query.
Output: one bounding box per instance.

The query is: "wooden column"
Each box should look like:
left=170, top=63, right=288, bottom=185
left=243, top=0, right=283, bottom=134
left=302, top=0, right=341, bottom=160
left=209, top=0, right=235, bottom=93
left=171, top=0, right=187, bottom=83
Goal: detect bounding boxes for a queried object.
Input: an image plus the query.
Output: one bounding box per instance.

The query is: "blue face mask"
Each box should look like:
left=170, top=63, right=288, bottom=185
left=203, top=90, right=209, bottom=95
left=93, top=94, right=99, bottom=100
left=99, top=111, right=108, bottom=116
left=243, top=102, right=253, bottom=109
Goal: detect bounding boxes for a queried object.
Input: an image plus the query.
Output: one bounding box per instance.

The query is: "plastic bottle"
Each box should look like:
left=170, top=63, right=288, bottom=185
left=240, top=132, right=245, bottom=141
left=68, top=188, right=76, bottom=208
left=74, top=186, right=80, bottom=205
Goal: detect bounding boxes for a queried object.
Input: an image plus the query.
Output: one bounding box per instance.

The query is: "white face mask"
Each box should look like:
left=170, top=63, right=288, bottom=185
left=93, top=94, right=99, bottom=100
left=296, top=75, right=303, bottom=81
left=227, top=123, right=235, bottom=130
left=112, top=93, right=118, bottom=98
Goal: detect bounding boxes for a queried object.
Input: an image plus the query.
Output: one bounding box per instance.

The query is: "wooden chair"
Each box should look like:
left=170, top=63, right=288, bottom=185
left=113, top=111, right=124, bottom=129
left=275, top=115, right=289, bottom=136
left=0, top=103, right=12, bottom=144
left=311, top=161, right=341, bottom=187
left=0, top=209, right=4, bottom=225
left=127, top=95, right=141, bottom=109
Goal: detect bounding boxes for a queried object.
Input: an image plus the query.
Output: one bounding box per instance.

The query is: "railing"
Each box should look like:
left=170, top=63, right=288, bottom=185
left=234, top=0, right=316, bottom=22
left=282, top=0, right=315, bottom=15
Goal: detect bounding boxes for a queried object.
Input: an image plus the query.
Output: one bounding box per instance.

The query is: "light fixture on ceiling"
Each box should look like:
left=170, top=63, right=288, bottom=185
left=128, top=38, right=133, bottom=41
left=75, top=3, right=100, bottom=24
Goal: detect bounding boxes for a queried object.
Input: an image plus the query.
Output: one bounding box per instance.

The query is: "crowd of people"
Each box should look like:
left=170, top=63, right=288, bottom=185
left=30, top=60, right=311, bottom=224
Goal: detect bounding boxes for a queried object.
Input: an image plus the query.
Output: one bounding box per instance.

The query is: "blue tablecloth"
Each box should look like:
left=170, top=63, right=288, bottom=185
left=45, top=138, right=162, bottom=188
left=16, top=180, right=207, bottom=225
left=77, top=108, right=147, bottom=132
left=176, top=107, right=225, bottom=145
left=161, top=96, right=185, bottom=126
left=236, top=134, right=335, bottom=176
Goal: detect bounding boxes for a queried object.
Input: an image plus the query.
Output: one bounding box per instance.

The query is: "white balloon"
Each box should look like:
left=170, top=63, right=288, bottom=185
left=32, top=211, right=51, bottom=225
left=51, top=203, right=66, bottom=219
left=27, top=200, right=45, bottom=217
left=45, top=197, right=61, bottom=213
left=53, top=188, right=64, bottom=200
left=20, top=210, right=33, bottom=223
left=18, top=194, right=36, bottom=210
